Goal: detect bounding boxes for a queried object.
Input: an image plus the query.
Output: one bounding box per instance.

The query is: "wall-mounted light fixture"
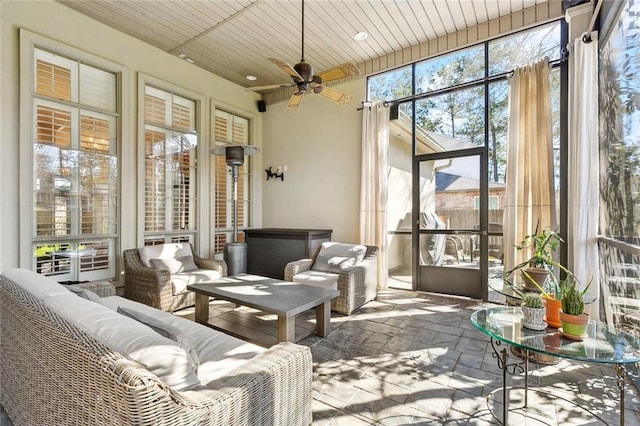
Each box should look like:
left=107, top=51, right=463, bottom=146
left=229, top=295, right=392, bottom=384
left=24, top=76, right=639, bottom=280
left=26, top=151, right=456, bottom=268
left=265, top=166, right=285, bottom=181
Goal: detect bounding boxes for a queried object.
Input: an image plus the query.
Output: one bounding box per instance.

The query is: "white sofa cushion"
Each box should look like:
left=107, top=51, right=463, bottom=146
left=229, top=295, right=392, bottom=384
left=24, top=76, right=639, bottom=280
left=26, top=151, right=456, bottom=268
left=45, top=293, right=200, bottom=391
left=101, top=296, right=266, bottom=385
left=116, top=305, right=200, bottom=369
left=138, top=243, right=193, bottom=268
left=292, top=270, right=339, bottom=290
left=312, top=242, right=367, bottom=273
left=2, top=268, right=72, bottom=300
left=171, top=269, right=223, bottom=295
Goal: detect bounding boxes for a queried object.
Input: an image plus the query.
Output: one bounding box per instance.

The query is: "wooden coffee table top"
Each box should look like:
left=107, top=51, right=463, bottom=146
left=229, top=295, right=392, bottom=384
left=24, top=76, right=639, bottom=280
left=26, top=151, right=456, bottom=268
left=188, top=274, right=339, bottom=317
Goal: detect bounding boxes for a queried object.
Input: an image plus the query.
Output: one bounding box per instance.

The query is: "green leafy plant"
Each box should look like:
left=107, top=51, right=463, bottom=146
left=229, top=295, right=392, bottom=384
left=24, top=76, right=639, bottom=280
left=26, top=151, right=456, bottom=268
left=523, top=292, right=544, bottom=309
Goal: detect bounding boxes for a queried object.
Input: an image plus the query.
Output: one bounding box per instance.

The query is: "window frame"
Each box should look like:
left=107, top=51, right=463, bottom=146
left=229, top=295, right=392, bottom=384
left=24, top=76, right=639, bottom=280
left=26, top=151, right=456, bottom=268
left=211, top=107, right=254, bottom=255
left=137, top=74, right=205, bottom=249
left=19, top=29, right=125, bottom=281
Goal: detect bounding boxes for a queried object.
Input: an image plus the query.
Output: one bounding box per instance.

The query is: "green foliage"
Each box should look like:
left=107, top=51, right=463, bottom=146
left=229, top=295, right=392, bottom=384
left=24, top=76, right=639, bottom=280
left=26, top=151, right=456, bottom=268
left=523, top=293, right=544, bottom=309
left=34, top=244, right=61, bottom=258
left=515, top=226, right=562, bottom=269
left=561, top=283, right=585, bottom=315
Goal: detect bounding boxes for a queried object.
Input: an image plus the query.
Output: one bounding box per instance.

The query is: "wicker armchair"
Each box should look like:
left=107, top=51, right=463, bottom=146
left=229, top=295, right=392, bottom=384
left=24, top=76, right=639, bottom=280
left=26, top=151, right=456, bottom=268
left=123, top=243, right=227, bottom=312
left=284, top=243, right=378, bottom=315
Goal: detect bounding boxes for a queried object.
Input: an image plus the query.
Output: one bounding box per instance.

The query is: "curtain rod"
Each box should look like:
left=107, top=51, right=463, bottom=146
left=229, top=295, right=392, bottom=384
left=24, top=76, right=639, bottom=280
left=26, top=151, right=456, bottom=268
left=582, top=0, right=604, bottom=43
left=357, top=100, right=390, bottom=111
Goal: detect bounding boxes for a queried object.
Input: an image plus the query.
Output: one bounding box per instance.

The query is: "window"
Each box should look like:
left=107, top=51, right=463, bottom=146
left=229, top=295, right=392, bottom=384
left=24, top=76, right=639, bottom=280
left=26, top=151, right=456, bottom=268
left=143, top=86, right=198, bottom=245
left=474, top=196, right=499, bottom=210
left=372, top=22, right=562, bottom=285
left=31, top=48, right=118, bottom=282
left=213, top=110, right=251, bottom=254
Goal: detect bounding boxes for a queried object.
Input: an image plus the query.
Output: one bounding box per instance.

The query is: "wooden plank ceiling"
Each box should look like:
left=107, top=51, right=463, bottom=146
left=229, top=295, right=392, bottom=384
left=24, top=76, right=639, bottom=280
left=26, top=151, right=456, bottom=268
left=57, top=0, right=555, bottom=91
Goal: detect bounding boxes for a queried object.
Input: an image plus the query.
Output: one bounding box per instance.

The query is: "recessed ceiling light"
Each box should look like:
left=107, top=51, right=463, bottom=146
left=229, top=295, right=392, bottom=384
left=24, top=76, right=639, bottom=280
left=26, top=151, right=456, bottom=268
left=354, top=32, right=368, bottom=41
left=246, top=75, right=258, bottom=81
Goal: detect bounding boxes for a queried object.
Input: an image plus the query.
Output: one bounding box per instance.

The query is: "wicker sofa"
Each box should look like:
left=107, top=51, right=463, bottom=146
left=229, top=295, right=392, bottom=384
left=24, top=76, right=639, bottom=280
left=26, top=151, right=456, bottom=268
left=124, top=243, right=227, bottom=312
left=284, top=242, right=378, bottom=315
left=0, top=268, right=312, bottom=426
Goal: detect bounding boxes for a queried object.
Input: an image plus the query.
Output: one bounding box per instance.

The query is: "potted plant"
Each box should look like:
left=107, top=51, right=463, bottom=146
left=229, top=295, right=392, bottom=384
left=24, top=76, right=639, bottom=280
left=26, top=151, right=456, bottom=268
left=500, top=222, right=578, bottom=325
left=559, top=281, right=590, bottom=340
left=521, top=292, right=547, bottom=330
left=513, top=224, right=563, bottom=292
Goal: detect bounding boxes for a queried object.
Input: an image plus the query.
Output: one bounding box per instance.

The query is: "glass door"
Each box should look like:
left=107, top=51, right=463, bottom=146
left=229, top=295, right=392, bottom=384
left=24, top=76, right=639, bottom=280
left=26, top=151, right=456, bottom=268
left=414, top=153, right=490, bottom=298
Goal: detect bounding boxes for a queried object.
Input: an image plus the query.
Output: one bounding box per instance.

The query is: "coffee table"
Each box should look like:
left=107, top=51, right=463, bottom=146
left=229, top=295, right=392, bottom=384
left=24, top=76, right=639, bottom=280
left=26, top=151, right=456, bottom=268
left=188, top=274, right=339, bottom=345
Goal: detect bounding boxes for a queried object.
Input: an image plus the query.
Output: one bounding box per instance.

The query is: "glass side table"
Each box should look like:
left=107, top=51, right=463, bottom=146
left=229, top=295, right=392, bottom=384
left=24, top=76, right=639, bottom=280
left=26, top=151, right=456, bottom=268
left=471, top=306, right=640, bottom=425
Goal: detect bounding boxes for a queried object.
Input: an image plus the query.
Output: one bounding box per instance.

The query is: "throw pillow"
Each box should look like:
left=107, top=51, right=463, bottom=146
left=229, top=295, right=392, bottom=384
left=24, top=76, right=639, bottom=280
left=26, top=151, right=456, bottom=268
left=150, top=255, right=199, bottom=274
left=313, top=243, right=368, bottom=273
left=117, top=306, right=199, bottom=371
left=67, top=286, right=103, bottom=304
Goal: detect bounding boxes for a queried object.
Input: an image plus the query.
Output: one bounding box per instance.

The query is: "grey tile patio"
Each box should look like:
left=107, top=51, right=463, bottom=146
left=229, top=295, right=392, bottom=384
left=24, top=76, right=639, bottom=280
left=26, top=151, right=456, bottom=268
left=295, top=289, right=640, bottom=425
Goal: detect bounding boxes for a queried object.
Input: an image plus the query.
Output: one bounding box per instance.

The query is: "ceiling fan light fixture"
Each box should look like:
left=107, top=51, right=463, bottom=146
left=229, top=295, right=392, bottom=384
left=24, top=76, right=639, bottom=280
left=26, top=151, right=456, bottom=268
left=354, top=31, right=368, bottom=41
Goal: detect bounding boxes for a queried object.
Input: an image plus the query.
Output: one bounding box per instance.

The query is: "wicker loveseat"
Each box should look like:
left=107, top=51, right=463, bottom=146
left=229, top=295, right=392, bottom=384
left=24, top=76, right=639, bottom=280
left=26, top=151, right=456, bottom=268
left=124, top=243, right=227, bottom=312
left=284, top=242, right=378, bottom=315
left=0, top=268, right=312, bottom=426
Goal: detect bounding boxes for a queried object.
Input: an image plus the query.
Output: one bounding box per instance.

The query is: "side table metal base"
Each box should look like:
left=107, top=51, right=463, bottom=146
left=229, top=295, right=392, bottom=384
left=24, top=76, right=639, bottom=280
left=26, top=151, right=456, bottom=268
left=487, top=337, right=615, bottom=425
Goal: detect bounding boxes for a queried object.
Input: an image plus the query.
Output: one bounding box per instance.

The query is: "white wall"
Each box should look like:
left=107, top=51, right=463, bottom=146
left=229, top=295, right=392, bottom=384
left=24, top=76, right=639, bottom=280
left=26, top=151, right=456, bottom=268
left=261, top=78, right=365, bottom=243
left=0, top=0, right=263, bottom=274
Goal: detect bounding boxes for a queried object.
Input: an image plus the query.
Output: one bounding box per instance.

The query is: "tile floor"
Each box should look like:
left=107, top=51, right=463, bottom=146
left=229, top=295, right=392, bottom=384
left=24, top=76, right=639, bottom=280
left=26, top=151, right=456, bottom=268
left=295, top=289, right=640, bottom=425
left=2, top=288, right=639, bottom=425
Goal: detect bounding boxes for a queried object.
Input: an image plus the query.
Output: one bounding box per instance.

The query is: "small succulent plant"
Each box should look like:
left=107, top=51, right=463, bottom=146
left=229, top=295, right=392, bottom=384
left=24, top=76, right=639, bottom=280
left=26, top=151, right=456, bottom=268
left=561, top=283, right=585, bottom=315
left=523, top=293, right=544, bottom=309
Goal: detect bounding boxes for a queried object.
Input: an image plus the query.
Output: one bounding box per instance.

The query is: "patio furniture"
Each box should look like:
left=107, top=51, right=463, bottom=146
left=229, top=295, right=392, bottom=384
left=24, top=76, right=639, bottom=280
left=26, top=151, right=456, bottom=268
left=189, top=274, right=339, bottom=346
left=284, top=242, right=378, bottom=315
left=123, top=243, right=227, bottom=312
left=0, top=268, right=312, bottom=426
left=471, top=306, right=640, bottom=425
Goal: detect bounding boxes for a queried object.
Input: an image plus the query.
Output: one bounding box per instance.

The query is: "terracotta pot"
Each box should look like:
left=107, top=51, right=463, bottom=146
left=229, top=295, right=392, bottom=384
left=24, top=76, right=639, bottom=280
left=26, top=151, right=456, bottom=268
left=544, top=296, right=562, bottom=328
left=521, top=268, right=548, bottom=292
left=560, top=311, right=590, bottom=339
left=543, top=333, right=562, bottom=352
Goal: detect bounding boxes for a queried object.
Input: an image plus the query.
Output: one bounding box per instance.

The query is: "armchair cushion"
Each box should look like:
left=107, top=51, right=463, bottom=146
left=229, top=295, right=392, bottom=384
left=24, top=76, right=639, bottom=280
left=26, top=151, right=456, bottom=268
left=171, top=269, right=224, bottom=295
left=138, top=243, right=192, bottom=268
left=291, top=270, right=339, bottom=290
left=312, top=242, right=367, bottom=273
left=150, top=255, right=198, bottom=274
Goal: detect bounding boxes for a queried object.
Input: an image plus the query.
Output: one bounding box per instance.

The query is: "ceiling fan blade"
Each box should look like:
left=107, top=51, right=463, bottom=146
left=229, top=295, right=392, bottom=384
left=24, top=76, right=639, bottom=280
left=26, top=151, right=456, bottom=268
left=269, top=58, right=303, bottom=81
left=316, top=62, right=361, bottom=83
left=245, top=83, right=294, bottom=92
left=315, top=86, right=353, bottom=106
left=286, top=91, right=305, bottom=111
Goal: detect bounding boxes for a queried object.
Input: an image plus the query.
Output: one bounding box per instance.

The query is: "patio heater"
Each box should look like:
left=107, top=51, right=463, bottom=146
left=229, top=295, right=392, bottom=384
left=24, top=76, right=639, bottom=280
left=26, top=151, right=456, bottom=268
left=211, top=144, right=259, bottom=276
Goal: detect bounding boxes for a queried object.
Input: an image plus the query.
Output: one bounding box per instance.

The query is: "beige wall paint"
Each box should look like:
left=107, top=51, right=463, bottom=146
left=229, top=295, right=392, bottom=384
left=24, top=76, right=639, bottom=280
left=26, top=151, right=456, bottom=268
left=261, top=78, right=365, bottom=243
left=0, top=0, right=262, bottom=274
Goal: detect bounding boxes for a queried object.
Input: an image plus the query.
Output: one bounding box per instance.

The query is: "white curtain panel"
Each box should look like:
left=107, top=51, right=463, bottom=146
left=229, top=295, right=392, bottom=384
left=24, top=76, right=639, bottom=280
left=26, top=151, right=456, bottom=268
left=360, top=101, right=389, bottom=289
left=568, top=33, right=599, bottom=301
left=503, top=58, right=557, bottom=274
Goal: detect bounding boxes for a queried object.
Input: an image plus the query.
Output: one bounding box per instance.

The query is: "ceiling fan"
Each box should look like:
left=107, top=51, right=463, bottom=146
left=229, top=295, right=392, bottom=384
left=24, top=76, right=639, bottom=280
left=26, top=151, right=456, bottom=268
left=246, top=0, right=360, bottom=111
